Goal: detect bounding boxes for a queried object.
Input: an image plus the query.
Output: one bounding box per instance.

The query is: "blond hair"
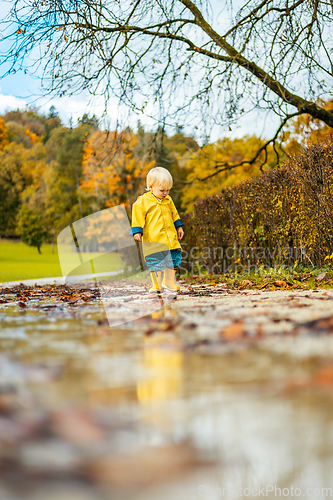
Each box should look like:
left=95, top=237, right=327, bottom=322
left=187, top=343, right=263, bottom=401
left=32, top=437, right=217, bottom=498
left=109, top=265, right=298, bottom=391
left=146, top=167, right=173, bottom=190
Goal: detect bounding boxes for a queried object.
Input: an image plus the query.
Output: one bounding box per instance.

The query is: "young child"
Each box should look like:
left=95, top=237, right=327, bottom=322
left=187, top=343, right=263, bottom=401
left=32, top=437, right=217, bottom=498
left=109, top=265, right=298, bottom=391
left=131, top=167, right=184, bottom=293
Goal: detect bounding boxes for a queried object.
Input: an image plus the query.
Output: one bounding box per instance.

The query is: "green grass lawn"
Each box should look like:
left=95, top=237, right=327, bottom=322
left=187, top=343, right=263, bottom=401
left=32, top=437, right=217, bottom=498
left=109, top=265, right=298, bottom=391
left=0, top=240, right=62, bottom=282
left=0, top=240, right=123, bottom=283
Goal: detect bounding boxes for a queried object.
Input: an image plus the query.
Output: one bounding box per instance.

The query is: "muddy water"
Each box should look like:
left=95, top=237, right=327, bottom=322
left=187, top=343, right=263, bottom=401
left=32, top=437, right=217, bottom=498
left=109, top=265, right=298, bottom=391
left=1, top=287, right=333, bottom=500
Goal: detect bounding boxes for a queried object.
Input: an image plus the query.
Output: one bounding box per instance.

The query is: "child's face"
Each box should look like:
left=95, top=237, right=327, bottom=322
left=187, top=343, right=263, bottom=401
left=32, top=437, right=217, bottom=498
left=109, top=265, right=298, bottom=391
left=150, top=185, right=170, bottom=199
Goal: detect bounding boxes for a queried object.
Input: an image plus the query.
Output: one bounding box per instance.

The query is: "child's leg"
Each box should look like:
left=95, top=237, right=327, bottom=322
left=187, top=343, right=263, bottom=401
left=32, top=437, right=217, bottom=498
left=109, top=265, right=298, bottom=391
left=162, top=250, right=182, bottom=291
left=162, top=268, right=180, bottom=291
left=149, top=270, right=162, bottom=293
left=145, top=250, right=169, bottom=293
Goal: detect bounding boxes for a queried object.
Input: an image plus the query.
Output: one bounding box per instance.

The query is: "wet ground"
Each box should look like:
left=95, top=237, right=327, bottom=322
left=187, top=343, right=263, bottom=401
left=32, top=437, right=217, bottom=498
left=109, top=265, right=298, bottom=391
left=1, top=281, right=333, bottom=500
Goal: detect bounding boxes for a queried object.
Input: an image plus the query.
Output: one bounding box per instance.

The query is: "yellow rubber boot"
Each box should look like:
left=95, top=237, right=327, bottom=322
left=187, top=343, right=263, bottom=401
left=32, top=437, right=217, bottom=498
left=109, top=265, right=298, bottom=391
left=162, top=268, right=180, bottom=291
left=149, top=271, right=162, bottom=293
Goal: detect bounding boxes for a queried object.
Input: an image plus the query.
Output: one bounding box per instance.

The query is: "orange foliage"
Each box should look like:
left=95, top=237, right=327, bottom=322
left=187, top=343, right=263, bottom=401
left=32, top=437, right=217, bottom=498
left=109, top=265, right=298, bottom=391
left=80, top=130, right=155, bottom=209
left=25, top=128, right=40, bottom=145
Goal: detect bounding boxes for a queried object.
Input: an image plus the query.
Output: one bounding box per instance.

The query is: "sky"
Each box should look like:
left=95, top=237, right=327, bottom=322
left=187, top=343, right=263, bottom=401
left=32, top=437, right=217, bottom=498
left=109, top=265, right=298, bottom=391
left=0, top=79, right=281, bottom=142
left=0, top=1, right=287, bottom=143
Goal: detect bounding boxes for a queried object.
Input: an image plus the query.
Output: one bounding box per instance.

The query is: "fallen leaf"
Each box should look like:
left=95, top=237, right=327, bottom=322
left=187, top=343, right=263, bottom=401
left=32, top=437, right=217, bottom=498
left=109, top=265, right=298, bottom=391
left=316, top=272, right=327, bottom=282
left=257, top=282, right=269, bottom=290
left=313, top=365, right=333, bottom=386
left=256, top=324, right=264, bottom=337
left=273, top=281, right=287, bottom=287
left=221, top=320, right=245, bottom=340
left=293, top=315, right=333, bottom=334
left=287, top=364, right=333, bottom=393
left=240, top=280, right=253, bottom=287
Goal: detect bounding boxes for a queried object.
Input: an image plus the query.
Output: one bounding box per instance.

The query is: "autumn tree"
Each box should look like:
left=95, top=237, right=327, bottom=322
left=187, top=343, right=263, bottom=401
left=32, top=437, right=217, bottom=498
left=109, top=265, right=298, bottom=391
left=3, top=108, right=62, bottom=145
left=0, top=109, right=66, bottom=237
left=16, top=205, right=49, bottom=253
left=80, top=129, right=155, bottom=210
left=282, top=99, right=333, bottom=156
left=150, top=127, right=199, bottom=210
left=182, top=136, right=280, bottom=212
left=0, top=140, right=47, bottom=237
left=43, top=122, right=95, bottom=235
left=80, top=124, right=198, bottom=213
left=2, top=0, right=333, bottom=175
left=0, top=108, right=101, bottom=242
left=0, top=118, right=9, bottom=149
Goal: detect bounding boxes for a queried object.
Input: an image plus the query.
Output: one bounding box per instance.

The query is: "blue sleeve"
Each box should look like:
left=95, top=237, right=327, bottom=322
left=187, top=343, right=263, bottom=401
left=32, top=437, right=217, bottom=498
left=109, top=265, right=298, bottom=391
left=174, top=219, right=183, bottom=229
left=130, top=226, right=143, bottom=235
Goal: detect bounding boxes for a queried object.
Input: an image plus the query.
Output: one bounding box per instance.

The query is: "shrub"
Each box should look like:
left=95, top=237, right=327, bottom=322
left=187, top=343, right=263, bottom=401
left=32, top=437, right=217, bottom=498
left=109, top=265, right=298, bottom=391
left=181, top=136, right=333, bottom=273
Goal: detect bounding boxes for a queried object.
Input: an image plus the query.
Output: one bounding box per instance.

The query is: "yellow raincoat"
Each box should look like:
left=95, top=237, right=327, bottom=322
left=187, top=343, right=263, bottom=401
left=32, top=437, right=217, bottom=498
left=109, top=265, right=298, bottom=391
left=131, top=191, right=183, bottom=256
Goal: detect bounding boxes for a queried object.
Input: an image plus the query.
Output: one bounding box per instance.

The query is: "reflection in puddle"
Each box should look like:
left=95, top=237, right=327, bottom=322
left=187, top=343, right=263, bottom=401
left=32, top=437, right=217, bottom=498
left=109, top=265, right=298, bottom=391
left=137, top=337, right=184, bottom=433
left=1, top=302, right=333, bottom=500
left=137, top=337, right=183, bottom=404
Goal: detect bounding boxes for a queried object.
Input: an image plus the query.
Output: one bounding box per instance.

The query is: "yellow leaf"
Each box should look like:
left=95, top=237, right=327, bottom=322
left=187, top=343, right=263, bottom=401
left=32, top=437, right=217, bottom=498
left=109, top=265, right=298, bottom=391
left=240, top=280, right=253, bottom=286
left=273, top=281, right=287, bottom=287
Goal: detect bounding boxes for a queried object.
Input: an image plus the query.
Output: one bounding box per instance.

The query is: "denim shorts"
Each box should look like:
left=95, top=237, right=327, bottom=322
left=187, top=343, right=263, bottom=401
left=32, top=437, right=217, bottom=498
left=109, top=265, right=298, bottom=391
left=145, top=249, right=182, bottom=271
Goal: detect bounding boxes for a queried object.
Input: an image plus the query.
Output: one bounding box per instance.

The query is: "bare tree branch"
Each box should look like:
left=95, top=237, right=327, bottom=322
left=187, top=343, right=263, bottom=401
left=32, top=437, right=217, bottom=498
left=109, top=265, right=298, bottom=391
left=180, top=0, right=333, bottom=126
left=1, top=0, right=332, bottom=151
left=189, top=111, right=303, bottom=183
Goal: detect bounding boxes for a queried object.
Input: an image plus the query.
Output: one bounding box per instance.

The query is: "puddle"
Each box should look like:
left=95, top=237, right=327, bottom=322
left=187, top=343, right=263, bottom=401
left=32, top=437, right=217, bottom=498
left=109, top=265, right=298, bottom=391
left=0, top=288, right=333, bottom=499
